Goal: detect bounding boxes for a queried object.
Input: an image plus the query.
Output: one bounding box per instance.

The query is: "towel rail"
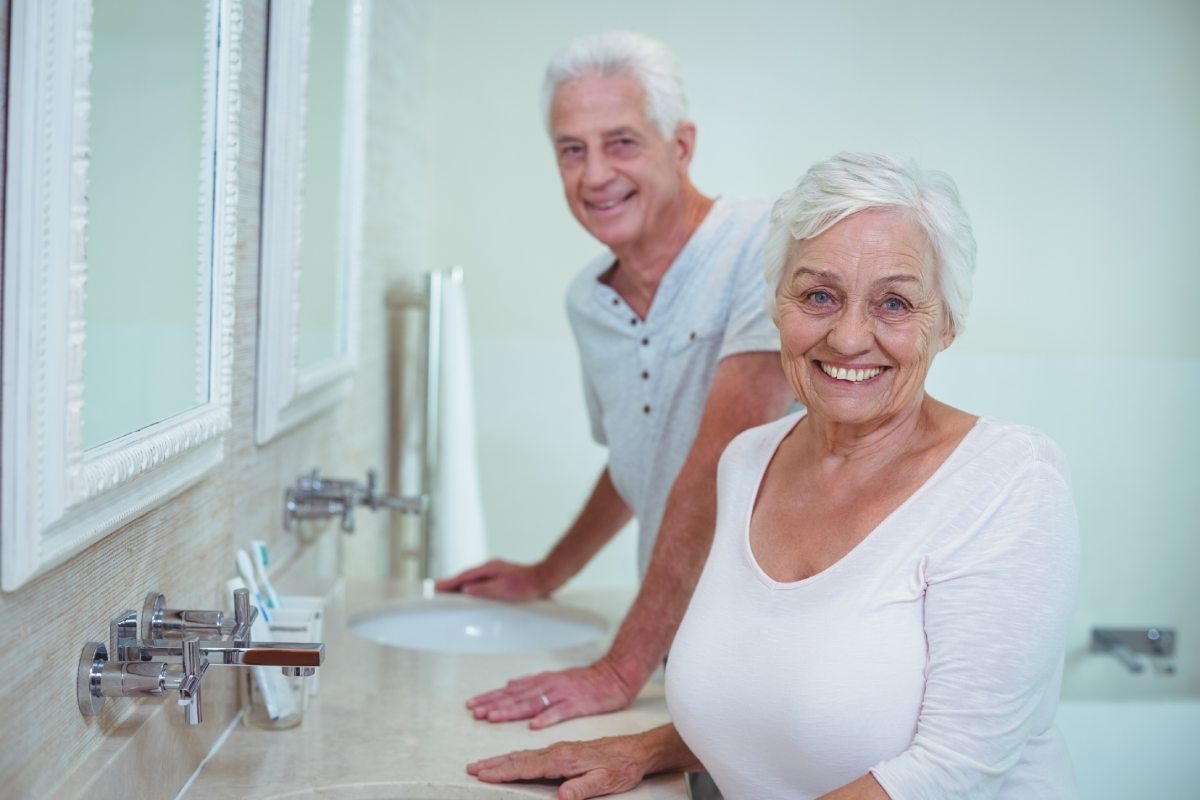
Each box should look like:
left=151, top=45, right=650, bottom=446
left=385, top=268, right=461, bottom=580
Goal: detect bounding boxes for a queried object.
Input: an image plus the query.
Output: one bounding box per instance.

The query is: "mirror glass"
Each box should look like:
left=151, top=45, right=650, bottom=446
left=1, top=0, right=238, bottom=591
left=255, top=0, right=366, bottom=444
left=297, top=0, right=352, bottom=370
left=83, top=0, right=211, bottom=448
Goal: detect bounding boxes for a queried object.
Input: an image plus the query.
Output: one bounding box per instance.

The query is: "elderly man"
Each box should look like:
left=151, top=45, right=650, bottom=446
left=435, top=31, right=794, bottom=727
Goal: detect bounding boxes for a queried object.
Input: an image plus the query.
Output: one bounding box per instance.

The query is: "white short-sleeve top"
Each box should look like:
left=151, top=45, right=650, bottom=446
left=666, top=412, right=1080, bottom=799
left=565, top=197, right=780, bottom=577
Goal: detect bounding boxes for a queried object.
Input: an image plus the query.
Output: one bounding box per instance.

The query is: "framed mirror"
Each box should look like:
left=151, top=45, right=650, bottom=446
left=255, top=0, right=370, bottom=443
left=1, top=0, right=242, bottom=590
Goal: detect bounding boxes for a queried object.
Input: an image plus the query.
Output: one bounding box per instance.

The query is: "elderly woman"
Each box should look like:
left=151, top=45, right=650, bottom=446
left=468, top=152, right=1080, bottom=800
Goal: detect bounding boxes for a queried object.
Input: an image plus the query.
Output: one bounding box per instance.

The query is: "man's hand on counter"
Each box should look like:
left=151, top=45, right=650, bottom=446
left=465, top=655, right=637, bottom=728
left=433, top=558, right=552, bottom=602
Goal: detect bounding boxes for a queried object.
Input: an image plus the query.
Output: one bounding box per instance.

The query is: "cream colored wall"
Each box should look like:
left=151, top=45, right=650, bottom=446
left=425, top=0, right=1200, bottom=696
left=0, top=2, right=431, bottom=798
left=430, top=0, right=1200, bottom=354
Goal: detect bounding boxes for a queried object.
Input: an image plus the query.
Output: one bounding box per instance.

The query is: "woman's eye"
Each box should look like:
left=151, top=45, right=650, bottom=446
left=880, top=296, right=908, bottom=313
left=806, top=290, right=834, bottom=305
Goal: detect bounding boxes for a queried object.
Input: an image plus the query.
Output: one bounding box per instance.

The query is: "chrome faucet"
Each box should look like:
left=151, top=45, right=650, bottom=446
left=284, top=468, right=427, bottom=532
left=78, top=589, right=325, bottom=725
left=1090, top=626, right=1177, bottom=675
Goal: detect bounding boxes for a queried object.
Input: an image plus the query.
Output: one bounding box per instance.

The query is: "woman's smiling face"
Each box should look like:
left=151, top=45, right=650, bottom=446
left=774, top=208, right=954, bottom=429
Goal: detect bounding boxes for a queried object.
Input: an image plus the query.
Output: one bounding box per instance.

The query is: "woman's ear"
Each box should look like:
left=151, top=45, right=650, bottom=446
left=938, top=313, right=956, bottom=351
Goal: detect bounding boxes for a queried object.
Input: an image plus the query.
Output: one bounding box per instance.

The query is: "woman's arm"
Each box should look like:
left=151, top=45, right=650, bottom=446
left=869, top=455, right=1080, bottom=797
left=818, top=774, right=891, bottom=800
left=468, top=724, right=699, bottom=800
left=814, top=451, right=1077, bottom=800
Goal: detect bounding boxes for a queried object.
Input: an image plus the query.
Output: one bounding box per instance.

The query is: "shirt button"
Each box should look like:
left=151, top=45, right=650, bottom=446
left=643, top=405, right=651, bottom=414
left=630, top=318, right=638, bottom=326
left=641, top=337, right=649, bottom=346
left=641, top=370, right=649, bottom=380
left=689, top=331, right=697, bottom=341
left=611, top=298, right=619, bottom=306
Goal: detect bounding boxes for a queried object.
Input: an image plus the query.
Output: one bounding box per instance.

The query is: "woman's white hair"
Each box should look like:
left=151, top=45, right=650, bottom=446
left=541, top=31, right=688, bottom=140
left=764, top=152, right=977, bottom=334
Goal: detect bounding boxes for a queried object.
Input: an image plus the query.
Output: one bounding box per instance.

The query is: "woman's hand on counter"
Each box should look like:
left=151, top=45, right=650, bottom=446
left=433, top=559, right=552, bottom=601
left=466, top=658, right=636, bottom=729
left=468, top=725, right=695, bottom=800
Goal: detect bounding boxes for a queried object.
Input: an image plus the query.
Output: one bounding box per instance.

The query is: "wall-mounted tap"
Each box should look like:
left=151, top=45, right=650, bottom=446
left=78, top=589, right=325, bottom=725
left=1090, top=626, right=1177, bottom=675
left=284, top=468, right=426, bottom=532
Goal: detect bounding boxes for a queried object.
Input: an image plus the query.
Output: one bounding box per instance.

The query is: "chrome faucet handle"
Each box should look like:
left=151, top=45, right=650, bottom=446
left=79, top=641, right=171, bottom=715
left=296, top=470, right=361, bottom=497
left=1145, top=628, right=1177, bottom=675
left=177, top=636, right=209, bottom=726
left=284, top=469, right=362, bottom=531
left=285, top=484, right=354, bottom=531
left=230, top=587, right=255, bottom=644
left=77, top=639, right=208, bottom=726
left=135, top=590, right=257, bottom=644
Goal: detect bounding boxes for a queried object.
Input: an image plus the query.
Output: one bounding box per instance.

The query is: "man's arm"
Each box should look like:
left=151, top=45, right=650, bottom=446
left=435, top=468, right=632, bottom=600
left=466, top=351, right=794, bottom=725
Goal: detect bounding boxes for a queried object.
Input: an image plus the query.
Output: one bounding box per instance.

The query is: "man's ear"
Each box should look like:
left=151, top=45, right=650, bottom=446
left=674, top=121, right=697, bottom=169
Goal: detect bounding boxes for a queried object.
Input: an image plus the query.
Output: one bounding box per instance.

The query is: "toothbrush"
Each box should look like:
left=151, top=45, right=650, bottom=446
left=226, top=577, right=295, bottom=722
left=235, top=549, right=271, bottom=623
left=250, top=539, right=281, bottom=609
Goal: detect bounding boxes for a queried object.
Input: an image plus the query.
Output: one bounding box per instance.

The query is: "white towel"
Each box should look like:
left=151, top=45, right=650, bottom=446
left=431, top=269, right=489, bottom=577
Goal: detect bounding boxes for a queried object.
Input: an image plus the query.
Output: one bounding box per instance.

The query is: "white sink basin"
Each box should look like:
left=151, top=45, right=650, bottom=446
left=348, top=595, right=608, bottom=654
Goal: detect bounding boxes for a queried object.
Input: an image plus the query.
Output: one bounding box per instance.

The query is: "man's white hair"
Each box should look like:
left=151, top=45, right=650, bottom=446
left=541, top=31, right=688, bottom=140
left=764, top=152, right=978, bottom=334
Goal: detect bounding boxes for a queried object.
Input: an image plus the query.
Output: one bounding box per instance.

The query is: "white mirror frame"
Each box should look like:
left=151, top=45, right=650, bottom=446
left=255, top=0, right=369, bottom=444
left=0, top=0, right=242, bottom=591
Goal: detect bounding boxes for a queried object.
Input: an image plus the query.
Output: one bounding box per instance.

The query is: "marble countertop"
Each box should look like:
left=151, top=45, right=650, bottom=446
left=182, top=581, right=688, bottom=799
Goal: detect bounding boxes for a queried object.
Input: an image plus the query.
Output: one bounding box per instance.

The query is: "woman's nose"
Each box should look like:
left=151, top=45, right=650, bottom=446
left=826, top=305, right=873, bottom=354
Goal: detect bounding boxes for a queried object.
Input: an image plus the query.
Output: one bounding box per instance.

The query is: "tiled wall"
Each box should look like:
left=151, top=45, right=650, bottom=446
left=0, top=2, right=432, bottom=798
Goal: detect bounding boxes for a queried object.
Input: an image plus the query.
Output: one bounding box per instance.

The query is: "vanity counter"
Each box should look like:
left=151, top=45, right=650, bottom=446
left=182, top=581, right=688, bottom=799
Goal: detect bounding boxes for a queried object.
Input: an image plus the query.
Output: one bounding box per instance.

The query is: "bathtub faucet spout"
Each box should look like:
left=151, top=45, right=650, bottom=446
left=1090, top=627, right=1177, bottom=676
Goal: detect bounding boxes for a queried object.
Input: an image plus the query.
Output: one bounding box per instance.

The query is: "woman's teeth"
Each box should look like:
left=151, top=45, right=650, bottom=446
left=820, top=363, right=884, bottom=382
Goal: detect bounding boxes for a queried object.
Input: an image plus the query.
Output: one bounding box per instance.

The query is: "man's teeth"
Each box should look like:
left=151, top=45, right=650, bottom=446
left=820, top=363, right=884, bottom=382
